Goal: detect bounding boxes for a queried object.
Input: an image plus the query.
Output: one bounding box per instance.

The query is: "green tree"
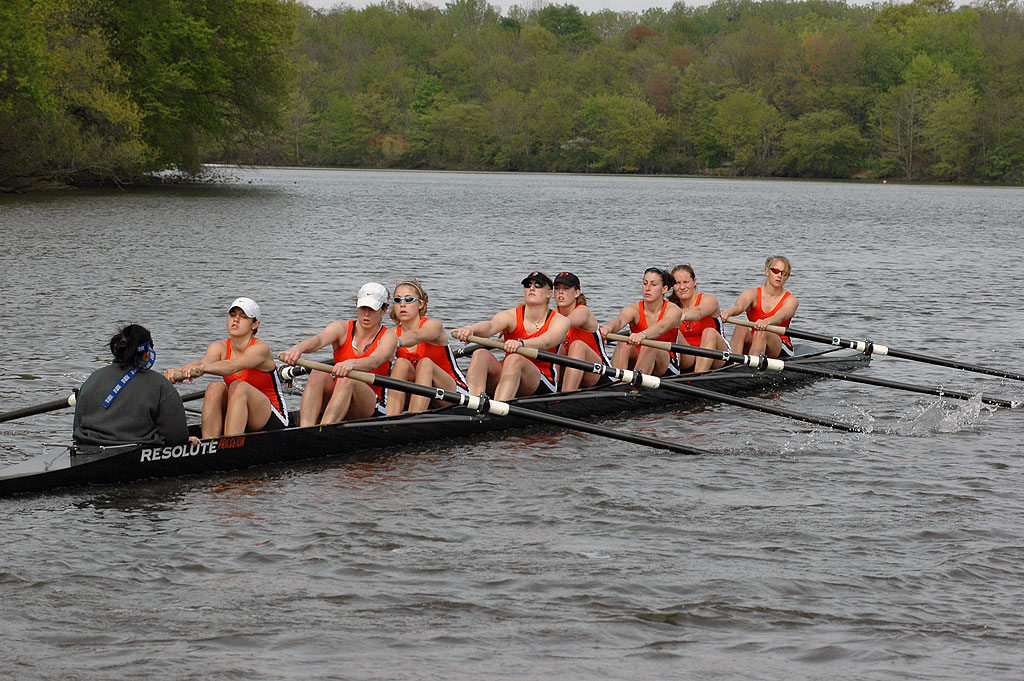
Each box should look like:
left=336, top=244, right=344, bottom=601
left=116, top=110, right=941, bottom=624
left=489, top=88, right=534, bottom=169
left=92, top=0, right=297, bottom=173
left=416, top=101, right=494, bottom=167
left=875, top=83, right=926, bottom=180
left=538, top=4, right=599, bottom=51
left=710, top=89, right=782, bottom=174
left=575, top=92, right=668, bottom=171
left=1, top=0, right=149, bottom=190
left=923, top=89, right=977, bottom=180
left=0, top=0, right=50, bottom=113
left=780, top=109, right=866, bottom=177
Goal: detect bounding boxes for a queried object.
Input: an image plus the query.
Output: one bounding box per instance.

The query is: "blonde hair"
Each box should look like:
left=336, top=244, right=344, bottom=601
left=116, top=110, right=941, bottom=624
left=389, top=278, right=429, bottom=323
left=764, top=255, right=792, bottom=277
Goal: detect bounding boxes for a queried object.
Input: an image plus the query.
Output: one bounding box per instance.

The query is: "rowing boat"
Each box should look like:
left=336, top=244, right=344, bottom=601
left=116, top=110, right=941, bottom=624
left=0, top=344, right=868, bottom=498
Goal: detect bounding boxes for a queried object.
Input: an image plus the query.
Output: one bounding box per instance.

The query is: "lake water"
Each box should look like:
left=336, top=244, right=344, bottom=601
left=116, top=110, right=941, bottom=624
left=1, top=168, right=1023, bottom=680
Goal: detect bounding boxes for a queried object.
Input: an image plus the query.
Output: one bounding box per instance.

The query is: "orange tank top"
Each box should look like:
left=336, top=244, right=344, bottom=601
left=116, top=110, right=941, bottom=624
left=678, top=293, right=724, bottom=346
left=395, top=318, right=467, bottom=389
left=333, top=321, right=391, bottom=399
left=558, top=306, right=611, bottom=364
left=747, top=288, right=793, bottom=349
left=223, top=337, right=287, bottom=413
left=504, top=306, right=559, bottom=383
left=630, top=300, right=677, bottom=343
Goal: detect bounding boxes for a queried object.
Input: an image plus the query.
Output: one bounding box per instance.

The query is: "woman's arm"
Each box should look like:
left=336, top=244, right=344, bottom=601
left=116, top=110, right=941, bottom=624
left=721, top=288, right=755, bottom=323
left=568, top=304, right=598, bottom=332
left=452, top=309, right=515, bottom=342
left=164, top=341, right=225, bottom=383
left=398, top=318, right=446, bottom=348
left=685, top=293, right=721, bottom=322
left=278, top=321, right=347, bottom=365
left=644, top=302, right=683, bottom=340
left=759, top=294, right=799, bottom=329
left=193, top=338, right=274, bottom=378
left=332, top=330, right=400, bottom=378
left=599, top=304, right=636, bottom=339
left=513, top=314, right=571, bottom=351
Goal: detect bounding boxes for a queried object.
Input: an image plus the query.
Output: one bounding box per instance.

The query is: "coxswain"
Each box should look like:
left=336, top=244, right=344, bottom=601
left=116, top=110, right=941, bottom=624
left=552, top=271, right=611, bottom=391
left=278, top=283, right=398, bottom=426
left=668, top=264, right=729, bottom=373
left=451, top=271, right=571, bottom=401
left=721, top=255, right=799, bottom=358
left=386, top=278, right=468, bottom=414
left=165, top=298, right=289, bottom=438
left=600, top=267, right=682, bottom=376
left=75, top=324, right=188, bottom=447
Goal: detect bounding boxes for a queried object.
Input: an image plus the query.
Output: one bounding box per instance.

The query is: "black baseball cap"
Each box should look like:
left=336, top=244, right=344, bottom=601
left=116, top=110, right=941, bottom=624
left=521, top=271, right=553, bottom=287
left=553, top=271, right=581, bottom=288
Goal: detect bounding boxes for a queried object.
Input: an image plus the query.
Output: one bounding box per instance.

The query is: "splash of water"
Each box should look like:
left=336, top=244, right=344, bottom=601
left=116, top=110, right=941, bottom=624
left=895, top=393, right=991, bottom=436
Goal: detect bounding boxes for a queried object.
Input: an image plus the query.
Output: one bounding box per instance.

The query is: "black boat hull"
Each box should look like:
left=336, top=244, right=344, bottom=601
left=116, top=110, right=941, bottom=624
left=0, top=346, right=868, bottom=497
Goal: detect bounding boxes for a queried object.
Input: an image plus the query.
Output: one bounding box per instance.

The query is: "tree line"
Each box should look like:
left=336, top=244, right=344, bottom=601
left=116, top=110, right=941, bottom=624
left=3, top=0, right=1023, bottom=190
left=0, top=0, right=296, bottom=191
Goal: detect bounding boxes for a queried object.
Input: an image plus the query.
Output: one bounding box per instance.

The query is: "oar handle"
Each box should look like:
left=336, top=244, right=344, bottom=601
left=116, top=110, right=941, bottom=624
left=606, top=332, right=673, bottom=351
left=466, top=334, right=540, bottom=359
left=725, top=318, right=789, bottom=336
left=294, top=359, right=376, bottom=385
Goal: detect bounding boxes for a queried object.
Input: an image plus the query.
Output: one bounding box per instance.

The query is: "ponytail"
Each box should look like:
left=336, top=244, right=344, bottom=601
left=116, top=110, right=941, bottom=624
left=109, top=324, right=153, bottom=369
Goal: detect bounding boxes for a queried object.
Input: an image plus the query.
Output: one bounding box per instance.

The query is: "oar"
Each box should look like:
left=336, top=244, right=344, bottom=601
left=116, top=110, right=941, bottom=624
left=292, top=359, right=709, bottom=456
left=0, top=394, right=77, bottom=424
left=0, top=389, right=207, bottom=424
left=473, top=335, right=865, bottom=432
left=453, top=343, right=484, bottom=358
left=726, top=318, right=1024, bottom=382
left=609, top=333, right=1018, bottom=409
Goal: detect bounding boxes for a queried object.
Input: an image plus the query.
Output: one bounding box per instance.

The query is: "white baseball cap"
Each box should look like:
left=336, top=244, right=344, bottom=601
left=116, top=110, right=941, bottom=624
left=356, top=282, right=389, bottom=310
left=228, top=297, right=261, bottom=321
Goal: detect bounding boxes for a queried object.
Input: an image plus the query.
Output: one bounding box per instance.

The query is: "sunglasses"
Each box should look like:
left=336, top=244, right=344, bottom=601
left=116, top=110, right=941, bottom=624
left=523, top=280, right=548, bottom=289
left=393, top=296, right=421, bottom=304
left=768, top=267, right=789, bottom=276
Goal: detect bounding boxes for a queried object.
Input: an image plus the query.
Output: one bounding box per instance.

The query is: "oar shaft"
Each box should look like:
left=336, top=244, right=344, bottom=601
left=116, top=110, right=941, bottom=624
left=293, top=359, right=706, bottom=455
left=726, top=318, right=1024, bottom=381
left=606, top=333, right=784, bottom=372
left=466, top=335, right=865, bottom=432
left=780, top=364, right=1017, bottom=408
left=453, top=343, right=484, bottom=358
left=0, top=394, right=76, bottom=424
left=465, top=335, right=660, bottom=389
left=0, top=386, right=204, bottom=425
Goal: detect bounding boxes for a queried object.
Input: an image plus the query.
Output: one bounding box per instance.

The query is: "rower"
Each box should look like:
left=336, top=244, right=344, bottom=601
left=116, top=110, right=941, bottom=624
left=668, top=264, right=729, bottom=373
left=75, top=324, right=188, bottom=448
left=600, top=267, right=682, bottom=377
left=552, top=271, right=611, bottom=391
left=721, top=255, right=799, bottom=359
left=386, top=278, right=468, bottom=415
left=278, top=283, right=398, bottom=426
left=451, top=270, right=571, bottom=401
left=165, top=297, right=289, bottom=437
